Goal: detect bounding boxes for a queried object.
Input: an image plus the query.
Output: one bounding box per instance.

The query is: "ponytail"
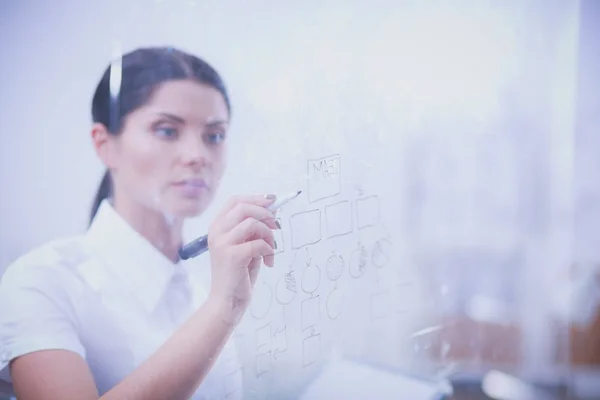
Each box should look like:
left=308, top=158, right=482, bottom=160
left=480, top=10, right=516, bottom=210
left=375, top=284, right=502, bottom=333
left=89, top=170, right=112, bottom=225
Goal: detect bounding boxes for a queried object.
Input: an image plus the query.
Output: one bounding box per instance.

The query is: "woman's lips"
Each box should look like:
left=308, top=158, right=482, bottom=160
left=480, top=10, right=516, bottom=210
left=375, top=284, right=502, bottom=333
left=173, top=178, right=209, bottom=198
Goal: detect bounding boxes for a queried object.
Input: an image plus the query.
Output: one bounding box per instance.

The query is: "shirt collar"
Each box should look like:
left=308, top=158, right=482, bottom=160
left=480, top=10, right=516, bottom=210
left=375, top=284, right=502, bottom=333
left=85, top=200, right=185, bottom=314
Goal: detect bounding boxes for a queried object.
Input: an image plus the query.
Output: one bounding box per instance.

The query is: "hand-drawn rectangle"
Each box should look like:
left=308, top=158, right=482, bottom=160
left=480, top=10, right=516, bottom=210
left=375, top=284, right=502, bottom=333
left=356, top=195, right=380, bottom=229
left=256, top=351, right=272, bottom=377
left=224, top=368, right=242, bottom=399
left=290, top=209, right=322, bottom=249
left=325, top=201, right=353, bottom=238
left=307, top=154, right=341, bottom=203
left=255, top=322, right=271, bottom=350
left=302, top=333, right=322, bottom=367
left=272, top=326, right=287, bottom=353
left=301, top=296, right=320, bottom=330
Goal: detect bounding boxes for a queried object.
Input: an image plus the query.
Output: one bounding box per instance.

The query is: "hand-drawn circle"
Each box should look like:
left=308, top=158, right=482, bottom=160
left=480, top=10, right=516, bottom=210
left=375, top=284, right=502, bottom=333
left=326, top=254, right=345, bottom=281
left=250, top=281, right=273, bottom=319
left=326, top=288, right=344, bottom=320
left=275, top=272, right=297, bottom=305
left=301, top=263, right=321, bottom=294
left=349, top=245, right=368, bottom=279
left=371, top=238, right=392, bottom=268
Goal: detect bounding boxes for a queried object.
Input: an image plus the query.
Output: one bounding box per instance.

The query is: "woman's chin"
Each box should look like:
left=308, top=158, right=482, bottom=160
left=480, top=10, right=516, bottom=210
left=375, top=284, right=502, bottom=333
left=170, top=199, right=208, bottom=219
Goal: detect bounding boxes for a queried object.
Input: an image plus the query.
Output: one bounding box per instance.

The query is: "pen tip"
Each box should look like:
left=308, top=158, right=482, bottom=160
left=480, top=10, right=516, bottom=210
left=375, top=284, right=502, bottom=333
left=297, top=190, right=302, bottom=195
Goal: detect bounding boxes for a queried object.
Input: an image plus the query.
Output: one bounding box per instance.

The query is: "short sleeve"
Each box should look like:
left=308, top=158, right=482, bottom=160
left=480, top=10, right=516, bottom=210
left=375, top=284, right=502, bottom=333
left=0, top=260, right=86, bottom=386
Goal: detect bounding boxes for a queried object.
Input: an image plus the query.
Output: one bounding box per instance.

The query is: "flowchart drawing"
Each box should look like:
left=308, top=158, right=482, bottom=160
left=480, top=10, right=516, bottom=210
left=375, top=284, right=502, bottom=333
left=255, top=351, right=272, bottom=378
left=349, top=244, right=369, bottom=279
left=255, top=322, right=271, bottom=350
left=272, top=325, right=288, bottom=360
left=307, top=154, right=341, bottom=203
left=302, top=332, right=322, bottom=368
left=325, top=200, right=353, bottom=238
left=301, top=263, right=321, bottom=294
left=326, top=253, right=345, bottom=281
left=326, top=287, right=344, bottom=320
left=275, top=271, right=297, bottom=305
left=356, top=195, right=381, bottom=229
left=371, top=238, right=392, bottom=268
left=224, top=368, right=242, bottom=399
left=301, top=296, right=320, bottom=331
left=290, top=209, right=322, bottom=249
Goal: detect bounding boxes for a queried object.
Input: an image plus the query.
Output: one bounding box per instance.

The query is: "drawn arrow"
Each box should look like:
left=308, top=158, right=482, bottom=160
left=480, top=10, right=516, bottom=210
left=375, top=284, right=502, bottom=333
left=273, top=348, right=286, bottom=361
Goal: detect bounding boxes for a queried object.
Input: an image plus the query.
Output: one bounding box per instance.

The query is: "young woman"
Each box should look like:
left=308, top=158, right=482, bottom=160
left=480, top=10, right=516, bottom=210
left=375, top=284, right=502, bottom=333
left=0, top=46, right=279, bottom=400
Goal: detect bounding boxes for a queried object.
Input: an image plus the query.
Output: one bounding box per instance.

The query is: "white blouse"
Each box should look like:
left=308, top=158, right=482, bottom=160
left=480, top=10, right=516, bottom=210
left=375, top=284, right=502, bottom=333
left=0, top=200, right=242, bottom=399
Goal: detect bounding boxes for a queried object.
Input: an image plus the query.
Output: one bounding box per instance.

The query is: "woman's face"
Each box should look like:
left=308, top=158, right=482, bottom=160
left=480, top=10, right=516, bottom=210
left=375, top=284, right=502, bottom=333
left=103, top=80, right=230, bottom=219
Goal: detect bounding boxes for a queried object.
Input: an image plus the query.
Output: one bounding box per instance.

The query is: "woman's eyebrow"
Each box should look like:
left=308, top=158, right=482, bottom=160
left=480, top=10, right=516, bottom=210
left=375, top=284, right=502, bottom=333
left=155, top=112, right=185, bottom=123
left=205, top=119, right=228, bottom=128
left=153, top=112, right=228, bottom=128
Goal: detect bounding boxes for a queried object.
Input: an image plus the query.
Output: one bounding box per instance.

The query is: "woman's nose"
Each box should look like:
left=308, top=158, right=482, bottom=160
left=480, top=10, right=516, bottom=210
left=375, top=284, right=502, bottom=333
left=180, top=136, right=208, bottom=167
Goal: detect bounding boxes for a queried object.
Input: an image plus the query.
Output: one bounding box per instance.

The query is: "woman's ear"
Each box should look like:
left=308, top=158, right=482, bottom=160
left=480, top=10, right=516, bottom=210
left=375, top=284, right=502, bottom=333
left=91, top=123, right=118, bottom=169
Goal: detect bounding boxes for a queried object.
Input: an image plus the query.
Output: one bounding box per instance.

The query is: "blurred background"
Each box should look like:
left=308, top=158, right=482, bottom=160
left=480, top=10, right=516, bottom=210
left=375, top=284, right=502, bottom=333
left=1, top=1, right=599, bottom=399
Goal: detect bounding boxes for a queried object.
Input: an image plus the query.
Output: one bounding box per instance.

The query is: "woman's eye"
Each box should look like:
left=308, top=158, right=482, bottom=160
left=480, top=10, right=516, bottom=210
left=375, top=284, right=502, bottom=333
left=155, top=127, right=178, bottom=139
left=205, top=132, right=226, bottom=146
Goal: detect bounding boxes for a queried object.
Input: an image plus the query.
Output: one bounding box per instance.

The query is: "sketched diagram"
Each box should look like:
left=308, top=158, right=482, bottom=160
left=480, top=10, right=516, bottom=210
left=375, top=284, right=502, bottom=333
left=275, top=269, right=297, bottom=305
left=307, top=154, right=341, bottom=203
left=272, top=322, right=287, bottom=361
left=254, top=308, right=288, bottom=378
left=289, top=209, right=322, bottom=250
left=300, top=260, right=322, bottom=368
left=301, top=262, right=321, bottom=295
left=223, top=367, right=242, bottom=399
left=356, top=195, right=381, bottom=230
left=326, top=253, right=345, bottom=281
left=326, top=286, right=344, bottom=320
left=272, top=307, right=288, bottom=362
left=325, top=200, right=353, bottom=239
left=349, top=243, right=369, bottom=279
left=325, top=253, right=345, bottom=320
left=255, top=322, right=271, bottom=378
left=250, top=280, right=273, bottom=320
left=302, top=329, right=322, bottom=368
left=371, top=238, right=392, bottom=268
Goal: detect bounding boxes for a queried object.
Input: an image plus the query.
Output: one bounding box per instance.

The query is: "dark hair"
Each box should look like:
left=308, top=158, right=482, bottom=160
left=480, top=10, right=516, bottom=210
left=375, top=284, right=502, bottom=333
left=89, top=46, right=231, bottom=224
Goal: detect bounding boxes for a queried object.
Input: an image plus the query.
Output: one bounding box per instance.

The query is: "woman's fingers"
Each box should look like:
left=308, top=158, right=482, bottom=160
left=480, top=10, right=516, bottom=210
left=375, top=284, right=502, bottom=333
left=227, top=217, right=275, bottom=245
left=221, top=202, right=279, bottom=233
left=248, top=258, right=262, bottom=286
left=235, top=239, right=275, bottom=268
left=226, top=218, right=276, bottom=267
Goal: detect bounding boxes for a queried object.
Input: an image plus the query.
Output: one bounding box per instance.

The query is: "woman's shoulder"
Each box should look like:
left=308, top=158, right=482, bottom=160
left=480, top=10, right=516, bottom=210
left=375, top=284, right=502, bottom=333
left=1, top=234, right=91, bottom=290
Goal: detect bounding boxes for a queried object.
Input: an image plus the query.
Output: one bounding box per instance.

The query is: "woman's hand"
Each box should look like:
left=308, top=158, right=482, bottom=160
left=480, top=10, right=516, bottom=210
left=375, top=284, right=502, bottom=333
left=206, top=194, right=279, bottom=324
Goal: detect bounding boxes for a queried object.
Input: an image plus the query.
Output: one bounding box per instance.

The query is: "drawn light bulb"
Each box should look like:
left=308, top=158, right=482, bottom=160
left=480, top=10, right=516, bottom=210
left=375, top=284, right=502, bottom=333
left=301, top=261, right=321, bottom=294
left=349, top=243, right=368, bottom=279
left=326, top=253, right=345, bottom=281
left=326, top=287, right=344, bottom=320
left=276, top=270, right=297, bottom=305
left=371, top=238, right=392, bottom=268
